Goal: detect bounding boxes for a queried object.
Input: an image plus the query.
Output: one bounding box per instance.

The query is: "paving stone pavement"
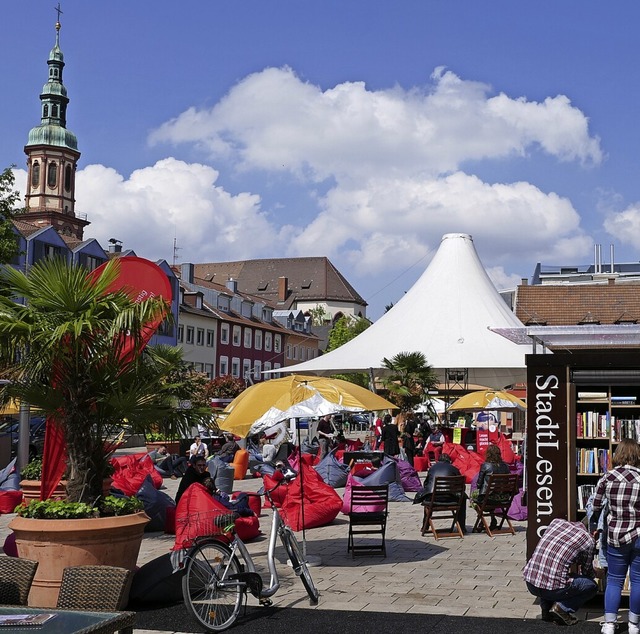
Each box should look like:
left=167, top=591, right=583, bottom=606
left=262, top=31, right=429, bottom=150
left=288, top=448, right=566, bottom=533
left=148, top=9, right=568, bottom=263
left=0, top=457, right=610, bottom=633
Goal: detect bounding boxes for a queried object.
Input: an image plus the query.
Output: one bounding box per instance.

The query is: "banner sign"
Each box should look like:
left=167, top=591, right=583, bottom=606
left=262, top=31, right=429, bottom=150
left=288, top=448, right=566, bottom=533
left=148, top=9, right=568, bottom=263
left=525, top=358, right=568, bottom=558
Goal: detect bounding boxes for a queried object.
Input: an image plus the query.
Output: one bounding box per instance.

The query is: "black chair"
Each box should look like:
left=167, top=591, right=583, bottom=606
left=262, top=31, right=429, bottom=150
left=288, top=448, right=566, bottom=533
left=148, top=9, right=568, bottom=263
left=0, top=555, right=39, bottom=605
left=420, top=475, right=466, bottom=540
left=472, top=473, right=519, bottom=536
left=347, top=484, right=389, bottom=558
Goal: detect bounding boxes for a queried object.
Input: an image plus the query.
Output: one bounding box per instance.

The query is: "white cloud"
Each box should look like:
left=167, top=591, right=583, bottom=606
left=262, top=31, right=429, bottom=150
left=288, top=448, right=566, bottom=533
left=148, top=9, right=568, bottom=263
left=604, top=204, right=640, bottom=249
left=73, top=159, right=295, bottom=263
left=150, top=66, right=603, bottom=180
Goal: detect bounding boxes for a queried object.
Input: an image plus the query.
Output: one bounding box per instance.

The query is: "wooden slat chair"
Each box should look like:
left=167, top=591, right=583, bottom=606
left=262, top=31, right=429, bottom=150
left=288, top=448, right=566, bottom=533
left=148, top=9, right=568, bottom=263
left=0, top=555, right=38, bottom=605
left=420, top=475, right=466, bottom=540
left=471, top=473, right=519, bottom=537
left=347, top=484, right=389, bottom=558
left=56, top=565, right=135, bottom=634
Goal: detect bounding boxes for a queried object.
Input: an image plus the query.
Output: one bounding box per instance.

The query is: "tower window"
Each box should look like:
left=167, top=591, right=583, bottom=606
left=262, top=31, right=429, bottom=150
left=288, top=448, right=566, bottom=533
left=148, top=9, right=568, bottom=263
left=64, top=165, right=72, bottom=192
left=31, top=162, right=40, bottom=188
left=43, top=105, right=48, bottom=118
left=52, top=104, right=59, bottom=118
left=47, top=162, right=57, bottom=188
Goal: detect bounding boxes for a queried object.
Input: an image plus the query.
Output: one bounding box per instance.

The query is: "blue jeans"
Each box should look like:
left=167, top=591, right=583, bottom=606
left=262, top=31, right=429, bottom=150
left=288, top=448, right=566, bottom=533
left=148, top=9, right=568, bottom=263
left=526, top=576, right=598, bottom=613
left=605, top=537, right=640, bottom=618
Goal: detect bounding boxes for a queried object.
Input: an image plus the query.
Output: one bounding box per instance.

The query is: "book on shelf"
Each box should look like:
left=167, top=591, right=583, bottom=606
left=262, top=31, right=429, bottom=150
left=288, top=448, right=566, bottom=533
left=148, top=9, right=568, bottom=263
left=578, top=391, right=608, bottom=400
left=576, top=447, right=609, bottom=474
left=576, top=411, right=610, bottom=439
left=611, top=418, right=640, bottom=442
left=577, top=483, right=596, bottom=510
left=611, top=396, right=637, bottom=405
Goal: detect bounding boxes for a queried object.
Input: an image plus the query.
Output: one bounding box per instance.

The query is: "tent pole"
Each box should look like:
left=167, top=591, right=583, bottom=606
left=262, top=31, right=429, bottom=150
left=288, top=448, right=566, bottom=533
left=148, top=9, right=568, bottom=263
left=296, top=418, right=308, bottom=558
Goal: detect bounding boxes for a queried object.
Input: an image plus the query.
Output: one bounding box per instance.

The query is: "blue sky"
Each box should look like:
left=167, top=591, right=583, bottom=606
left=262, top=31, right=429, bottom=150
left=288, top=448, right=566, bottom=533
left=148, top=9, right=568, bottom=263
left=4, top=2, right=640, bottom=319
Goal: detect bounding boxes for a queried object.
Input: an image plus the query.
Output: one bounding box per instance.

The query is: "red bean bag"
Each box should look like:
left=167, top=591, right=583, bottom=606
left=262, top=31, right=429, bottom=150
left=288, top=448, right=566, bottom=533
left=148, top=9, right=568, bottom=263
left=264, top=462, right=342, bottom=531
left=172, top=484, right=260, bottom=551
left=110, top=453, right=163, bottom=496
left=0, top=490, right=22, bottom=514
left=233, top=491, right=261, bottom=517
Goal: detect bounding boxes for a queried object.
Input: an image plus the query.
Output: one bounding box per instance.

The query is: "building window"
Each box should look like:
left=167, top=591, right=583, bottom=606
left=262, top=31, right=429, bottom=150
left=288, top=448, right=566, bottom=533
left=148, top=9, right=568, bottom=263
left=292, top=346, right=297, bottom=360
left=194, top=362, right=204, bottom=372
left=197, top=328, right=205, bottom=346
left=205, top=363, right=214, bottom=378
left=220, top=323, right=229, bottom=344
left=255, top=331, right=262, bottom=350
left=231, top=358, right=240, bottom=378
left=64, top=164, right=72, bottom=192
left=178, top=325, right=184, bottom=343
left=243, top=359, right=251, bottom=380
left=206, top=329, right=215, bottom=347
left=31, top=161, right=40, bottom=188
left=47, top=162, right=57, bottom=188
left=232, top=325, right=241, bottom=346
left=186, top=326, right=194, bottom=344
left=244, top=328, right=252, bottom=349
left=264, top=361, right=272, bottom=372
left=265, top=332, right=272, bottom=351
left=219, top=356, right=229, bottom=376
left=274, top=335, right=281, bottom=353
left=286, top=344, right=292, bottom=359
left=254, top=360, right=262, bottom=379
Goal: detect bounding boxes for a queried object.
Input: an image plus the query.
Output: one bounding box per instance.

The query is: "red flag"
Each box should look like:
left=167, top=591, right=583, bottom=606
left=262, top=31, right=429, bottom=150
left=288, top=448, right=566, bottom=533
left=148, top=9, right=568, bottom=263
left=40, top=257, right=172, bottom=500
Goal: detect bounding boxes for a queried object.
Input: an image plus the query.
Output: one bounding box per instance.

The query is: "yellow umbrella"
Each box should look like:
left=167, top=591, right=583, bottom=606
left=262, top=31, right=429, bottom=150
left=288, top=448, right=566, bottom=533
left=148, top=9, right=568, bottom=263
left=219, top=374, right=397, bottom=437
left=448, top=389, right=526, bottom=412
left=0, top=399, right=20, bottom=416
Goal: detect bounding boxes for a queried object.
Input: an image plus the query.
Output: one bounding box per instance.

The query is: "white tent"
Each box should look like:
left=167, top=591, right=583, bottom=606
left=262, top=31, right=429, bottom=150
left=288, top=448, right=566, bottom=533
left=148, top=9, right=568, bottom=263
left=275, top=233, right=532, bottom=388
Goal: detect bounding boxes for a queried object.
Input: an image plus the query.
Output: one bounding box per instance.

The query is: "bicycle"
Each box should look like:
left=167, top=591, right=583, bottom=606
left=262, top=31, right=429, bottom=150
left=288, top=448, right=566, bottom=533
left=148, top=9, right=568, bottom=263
left=179, top=464, right=320, bottom=632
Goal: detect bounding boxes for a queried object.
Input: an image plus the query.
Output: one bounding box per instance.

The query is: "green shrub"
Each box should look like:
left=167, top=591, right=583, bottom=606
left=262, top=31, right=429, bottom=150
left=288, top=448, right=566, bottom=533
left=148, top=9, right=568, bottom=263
left=15, top=494, right=144, bottom=519
left=20, top=458, right=43, bottom=481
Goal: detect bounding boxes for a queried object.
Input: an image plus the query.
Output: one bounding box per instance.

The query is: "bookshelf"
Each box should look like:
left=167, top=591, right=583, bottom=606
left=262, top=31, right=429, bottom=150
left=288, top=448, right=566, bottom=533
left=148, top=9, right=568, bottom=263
left=526, top=350, right=640, bottom=560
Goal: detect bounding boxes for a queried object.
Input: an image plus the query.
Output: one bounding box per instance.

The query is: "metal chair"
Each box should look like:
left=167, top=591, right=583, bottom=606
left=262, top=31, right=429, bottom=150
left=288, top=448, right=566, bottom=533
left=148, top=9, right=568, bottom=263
left=420, top=475, right=466, bottom=539
left=56, top=565, right=135, bottom=633
left=0, top=555, right=38, bottom=605
left=472, top=473, right=519, bottom=536
left=347, top=484, right=389, bottom=557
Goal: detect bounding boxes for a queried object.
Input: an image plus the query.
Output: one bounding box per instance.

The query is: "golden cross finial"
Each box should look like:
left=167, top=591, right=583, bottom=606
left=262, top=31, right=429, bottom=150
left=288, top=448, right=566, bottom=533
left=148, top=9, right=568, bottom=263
left=54, top=2, right=63, bottom=29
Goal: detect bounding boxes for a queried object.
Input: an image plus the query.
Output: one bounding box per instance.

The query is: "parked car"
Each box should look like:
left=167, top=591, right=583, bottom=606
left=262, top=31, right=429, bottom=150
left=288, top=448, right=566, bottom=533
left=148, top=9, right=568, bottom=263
left=0, top=415, right=47, bottom=460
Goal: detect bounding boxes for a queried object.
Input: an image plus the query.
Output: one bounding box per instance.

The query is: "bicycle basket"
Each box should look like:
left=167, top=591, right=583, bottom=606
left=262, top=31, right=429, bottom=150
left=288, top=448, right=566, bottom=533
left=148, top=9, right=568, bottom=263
left=175, top=509, right=238, bottom=550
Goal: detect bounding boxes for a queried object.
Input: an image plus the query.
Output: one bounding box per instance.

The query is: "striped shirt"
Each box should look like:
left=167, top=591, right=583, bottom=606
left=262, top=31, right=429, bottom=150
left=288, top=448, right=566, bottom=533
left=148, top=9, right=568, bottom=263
left=592, top=465, right=640, bottom=548
left=523, top=518, right=595, bottom=590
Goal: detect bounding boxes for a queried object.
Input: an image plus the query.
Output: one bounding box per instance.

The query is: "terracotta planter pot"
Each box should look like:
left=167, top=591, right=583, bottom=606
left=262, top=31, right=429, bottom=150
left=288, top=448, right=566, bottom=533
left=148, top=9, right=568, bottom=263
left=20, top=479, right=67, bottom=504
left=145, top=440, right=180, bottom=455
left=10, top=511, right=149, bottom=607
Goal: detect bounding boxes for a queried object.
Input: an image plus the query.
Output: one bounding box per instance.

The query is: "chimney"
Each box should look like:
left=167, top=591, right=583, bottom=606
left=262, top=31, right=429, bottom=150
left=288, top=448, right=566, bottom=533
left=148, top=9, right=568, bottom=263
left=226, top=278, right=238, bottom=293
left=108, top=238, right=122, bottom=254
left=278, top=276, right=288, bottom=302
left=181, top=263, right=194, bottom=283
left=608, top=277, right=615, bottom=286
left=520, top=278, right=528, bottom=286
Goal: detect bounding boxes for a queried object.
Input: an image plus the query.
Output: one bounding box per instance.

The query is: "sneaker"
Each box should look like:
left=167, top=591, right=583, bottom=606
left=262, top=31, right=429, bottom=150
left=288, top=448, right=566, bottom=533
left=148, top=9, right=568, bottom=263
left=628, top=623, right=639, bottom=634
left=550, top=603, right=579, bottom=626
left=601, top=622, right=616, bottom=634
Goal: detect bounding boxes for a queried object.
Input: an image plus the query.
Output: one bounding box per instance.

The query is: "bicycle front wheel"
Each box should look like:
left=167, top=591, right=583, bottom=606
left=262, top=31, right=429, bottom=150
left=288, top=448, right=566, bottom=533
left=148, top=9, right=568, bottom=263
left=182, top=538, right=243, bottom=632
left=281, top=527, right=320, bottom=604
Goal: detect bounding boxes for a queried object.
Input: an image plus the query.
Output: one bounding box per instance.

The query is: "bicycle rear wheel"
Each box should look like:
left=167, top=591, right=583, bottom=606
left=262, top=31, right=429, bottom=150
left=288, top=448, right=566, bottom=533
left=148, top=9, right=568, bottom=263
left=281, top=527, right=320, bottom=604
left=182, top=538, right=243, bottom=631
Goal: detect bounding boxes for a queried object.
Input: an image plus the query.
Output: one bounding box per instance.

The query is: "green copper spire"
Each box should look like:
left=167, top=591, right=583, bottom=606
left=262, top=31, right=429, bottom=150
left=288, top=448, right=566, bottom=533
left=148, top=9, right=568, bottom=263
left=25, top=9, right=78, bottom=151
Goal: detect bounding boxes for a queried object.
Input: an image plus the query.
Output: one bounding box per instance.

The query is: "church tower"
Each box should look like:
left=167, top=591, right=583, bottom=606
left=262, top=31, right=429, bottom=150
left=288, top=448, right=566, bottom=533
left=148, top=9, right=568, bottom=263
left=23, top=11, right=89, bottom=240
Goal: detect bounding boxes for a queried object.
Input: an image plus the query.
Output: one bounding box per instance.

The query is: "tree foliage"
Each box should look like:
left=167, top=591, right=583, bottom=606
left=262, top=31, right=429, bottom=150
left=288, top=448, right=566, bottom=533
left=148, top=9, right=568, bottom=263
left=326, top=315, right=371, bottom=387
left=308, top=304, right=329, bottom=326
left=0, top=258, right=195, bottom=504
left=204, top=375, right=246, bottom=400
left=381, top=351, right=438, bottom=412
left=0, top=167, right=22, bottom=265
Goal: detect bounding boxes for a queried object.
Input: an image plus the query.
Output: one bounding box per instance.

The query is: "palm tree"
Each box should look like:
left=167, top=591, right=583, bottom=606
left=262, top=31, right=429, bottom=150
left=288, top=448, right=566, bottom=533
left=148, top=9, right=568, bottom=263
left=0, top=258, right=196, bottom=504
left=381, top=351, right=438, bottom=412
